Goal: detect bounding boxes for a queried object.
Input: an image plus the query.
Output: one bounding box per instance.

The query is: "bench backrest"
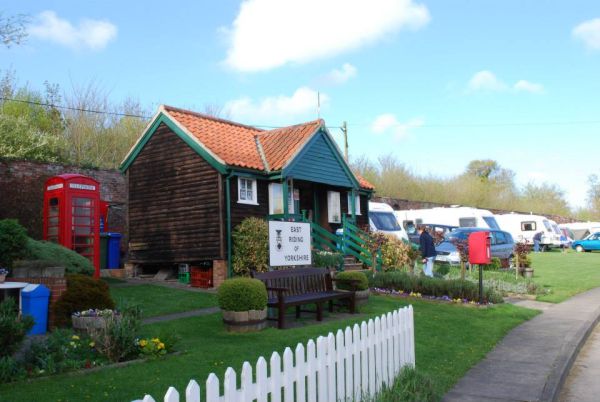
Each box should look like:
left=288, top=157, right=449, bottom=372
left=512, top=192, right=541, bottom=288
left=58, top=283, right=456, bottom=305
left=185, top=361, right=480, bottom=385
left=252, top=268, right=333, bottom=299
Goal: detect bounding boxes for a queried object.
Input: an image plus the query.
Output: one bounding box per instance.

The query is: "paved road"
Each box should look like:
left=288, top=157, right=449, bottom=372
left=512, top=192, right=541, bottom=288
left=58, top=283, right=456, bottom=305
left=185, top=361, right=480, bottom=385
left=559, top=323, right=600, bottom=402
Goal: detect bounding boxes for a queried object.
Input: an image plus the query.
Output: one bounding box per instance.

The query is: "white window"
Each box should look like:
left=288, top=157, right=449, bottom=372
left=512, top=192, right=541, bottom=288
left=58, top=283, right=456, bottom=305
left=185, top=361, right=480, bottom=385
left=327, top=191, right=341, bottom=223
left=238, top=178, right=258, bottom=205
left=347, top=192, right=361, bottom=215
left=269, top=183, right=295, bottom=214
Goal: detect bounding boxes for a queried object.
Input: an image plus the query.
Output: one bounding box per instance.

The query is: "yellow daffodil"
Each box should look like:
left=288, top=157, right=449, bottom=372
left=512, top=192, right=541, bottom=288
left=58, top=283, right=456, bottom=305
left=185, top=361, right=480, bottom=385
left=158, top=342, right=165, bottom=350
left=89, top=341, right=95, bottom=348
left=139, top=339, right=148, bottom=347
left=72, top=335, right=80, bottom=340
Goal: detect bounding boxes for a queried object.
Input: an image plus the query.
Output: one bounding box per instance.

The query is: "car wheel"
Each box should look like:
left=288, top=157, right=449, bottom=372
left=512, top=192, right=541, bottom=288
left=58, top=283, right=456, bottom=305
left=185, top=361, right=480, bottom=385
left=575, top=245, right=584, bottom=253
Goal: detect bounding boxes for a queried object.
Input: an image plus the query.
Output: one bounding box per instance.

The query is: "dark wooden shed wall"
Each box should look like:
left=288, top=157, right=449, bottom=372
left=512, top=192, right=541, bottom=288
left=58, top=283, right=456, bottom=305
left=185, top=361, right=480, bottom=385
left=127, top=123, right=223, bottom=263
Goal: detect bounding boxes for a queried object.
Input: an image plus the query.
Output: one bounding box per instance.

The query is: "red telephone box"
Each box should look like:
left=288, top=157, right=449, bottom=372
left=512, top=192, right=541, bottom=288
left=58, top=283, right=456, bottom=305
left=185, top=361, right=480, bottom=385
left=43, top=174, right=101, bottom=278
left=468, top=231, right=491, bottom=265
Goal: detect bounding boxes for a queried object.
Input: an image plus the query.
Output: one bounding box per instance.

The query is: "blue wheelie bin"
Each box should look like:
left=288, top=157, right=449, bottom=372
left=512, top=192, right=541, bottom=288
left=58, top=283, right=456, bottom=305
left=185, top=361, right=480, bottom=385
left=106, top=232, right=122, bottom=268
left=21, top=284, right=50, bottom=335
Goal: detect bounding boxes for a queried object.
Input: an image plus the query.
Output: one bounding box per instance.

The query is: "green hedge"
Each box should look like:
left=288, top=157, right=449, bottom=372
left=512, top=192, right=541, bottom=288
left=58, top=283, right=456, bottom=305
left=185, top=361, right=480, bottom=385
left=369, top=271, right=503, bottom=304
left=0, top=219, right=28, bottom=268
left=24, top=239, right=94, bottom=275
left=53, top=275, right=115, bottom=326
left=217, top=278, right=267, bottom=312
left=335, top=271, right=369, bottom=291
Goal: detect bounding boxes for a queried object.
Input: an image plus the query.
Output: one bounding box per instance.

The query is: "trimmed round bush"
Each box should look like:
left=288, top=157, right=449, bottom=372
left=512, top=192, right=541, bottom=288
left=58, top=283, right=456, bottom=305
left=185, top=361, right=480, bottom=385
left=53, top=274, right=115, bottom=326
left=335, top=271, right=369, bottom=291
left=217, top=278, right=267, bottom=312
left=24, top=238, right=94, bottom=275
left=232, top=218, right=268, bottom=276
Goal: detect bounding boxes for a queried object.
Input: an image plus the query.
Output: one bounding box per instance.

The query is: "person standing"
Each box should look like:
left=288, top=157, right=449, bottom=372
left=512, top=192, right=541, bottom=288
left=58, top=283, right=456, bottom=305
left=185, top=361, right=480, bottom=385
left=533, top=231, right=542, bottom=252
left=418, top=225, right=436, bottom=277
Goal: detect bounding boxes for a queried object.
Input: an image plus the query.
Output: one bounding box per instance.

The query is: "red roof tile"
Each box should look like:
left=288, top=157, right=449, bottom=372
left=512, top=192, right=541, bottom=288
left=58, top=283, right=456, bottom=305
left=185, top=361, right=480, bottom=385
left=355, top=173, right=375, bottom=190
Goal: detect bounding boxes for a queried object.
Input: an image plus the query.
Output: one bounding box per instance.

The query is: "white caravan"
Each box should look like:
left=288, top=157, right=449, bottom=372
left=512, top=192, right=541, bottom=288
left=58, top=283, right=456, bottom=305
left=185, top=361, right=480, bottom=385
left=394, top=206, right=501, bottom=231
left=558, top=222, right=600, bottom=241
left=368, top=202, right=409, bottom=241
left=495, top=213, right=561, bottom=248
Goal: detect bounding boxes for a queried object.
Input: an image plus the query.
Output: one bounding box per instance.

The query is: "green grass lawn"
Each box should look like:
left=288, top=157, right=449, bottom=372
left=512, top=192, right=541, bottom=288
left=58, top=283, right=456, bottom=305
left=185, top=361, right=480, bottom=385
left=530, top=251, right=600, bottom=303
left=109, top=284, right=218, bottom=318
left=0, top=296, right=537, bottom=401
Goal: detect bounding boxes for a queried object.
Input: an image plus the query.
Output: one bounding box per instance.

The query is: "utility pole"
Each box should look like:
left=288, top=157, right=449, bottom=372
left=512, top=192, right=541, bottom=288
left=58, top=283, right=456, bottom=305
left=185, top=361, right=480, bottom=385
left=341, top=121, right=348, bottom=162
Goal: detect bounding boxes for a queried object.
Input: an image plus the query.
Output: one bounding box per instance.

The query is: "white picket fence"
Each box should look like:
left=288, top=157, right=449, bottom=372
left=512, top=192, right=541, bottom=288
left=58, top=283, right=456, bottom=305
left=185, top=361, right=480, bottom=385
left=140, top=306, right=414, bottom=402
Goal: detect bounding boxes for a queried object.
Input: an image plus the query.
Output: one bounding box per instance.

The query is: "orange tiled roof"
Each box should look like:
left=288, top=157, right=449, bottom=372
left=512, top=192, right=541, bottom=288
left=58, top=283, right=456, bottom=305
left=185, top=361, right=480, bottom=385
left=355, top=173, right=375, bottom=190
left=257, top=119, right=323, bottom=170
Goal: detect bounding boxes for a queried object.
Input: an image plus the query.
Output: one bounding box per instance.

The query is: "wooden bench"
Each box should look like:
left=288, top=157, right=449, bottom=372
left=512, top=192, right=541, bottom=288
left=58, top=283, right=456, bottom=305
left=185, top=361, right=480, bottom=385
left=252, top=267, right=357, bottom=329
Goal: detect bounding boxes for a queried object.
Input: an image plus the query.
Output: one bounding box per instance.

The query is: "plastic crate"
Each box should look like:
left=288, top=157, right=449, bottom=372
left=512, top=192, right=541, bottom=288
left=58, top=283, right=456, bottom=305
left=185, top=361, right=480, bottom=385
left=190, top=267, right=213, bottom=288
left=178, top=272, right=190, bottom=284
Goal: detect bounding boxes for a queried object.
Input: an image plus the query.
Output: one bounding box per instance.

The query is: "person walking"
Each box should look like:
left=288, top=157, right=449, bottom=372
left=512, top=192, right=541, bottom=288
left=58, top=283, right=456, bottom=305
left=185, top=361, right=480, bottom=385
left=533, top=231, right=542, bottom=252
left=418, top=225, right=436, bottom=277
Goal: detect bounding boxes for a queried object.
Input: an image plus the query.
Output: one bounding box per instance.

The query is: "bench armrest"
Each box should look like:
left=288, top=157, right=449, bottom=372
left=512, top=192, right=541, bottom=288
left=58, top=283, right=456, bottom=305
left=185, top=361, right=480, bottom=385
left=266, top=286, right=289, bottom=292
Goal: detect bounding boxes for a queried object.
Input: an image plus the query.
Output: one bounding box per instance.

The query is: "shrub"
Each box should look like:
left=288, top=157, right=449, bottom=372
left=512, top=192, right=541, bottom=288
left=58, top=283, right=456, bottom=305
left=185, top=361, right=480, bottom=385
left=217, top=277, right=267, bottom=311
left=486, top=257, right=502, bottom=271
left=312, top=250, right=343, bottom=269
left=24, top=238, right=94, bottom=275
left=434, top=263, right=450, bottom=277
left=0, top=298, right=34, bottom=358
left=0, top=219, right=28, bottom=268
left=335, top=271, right=369, bottom=291
left=0, top=356, right=25, bottom=384
left=380, top=235, right=416, bottom=271
left=53, top=274, right=115, bottom=327
left=95, top=310, right=141, bottom=363
left=232, top=217, right=268, bottom=275
left=374, top=366, right=440, bottom=402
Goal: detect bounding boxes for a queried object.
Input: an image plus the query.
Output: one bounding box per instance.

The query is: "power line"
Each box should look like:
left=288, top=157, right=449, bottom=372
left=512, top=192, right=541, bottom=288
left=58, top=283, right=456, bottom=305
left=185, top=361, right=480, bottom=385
left=0, top=97, right=151, bottom=119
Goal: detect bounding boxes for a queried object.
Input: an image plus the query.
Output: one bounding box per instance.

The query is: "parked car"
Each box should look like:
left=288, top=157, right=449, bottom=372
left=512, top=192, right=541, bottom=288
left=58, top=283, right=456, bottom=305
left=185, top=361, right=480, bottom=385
left=435, top=228, right=515, bottom=265
left=572, top=232, right=600, bottom=252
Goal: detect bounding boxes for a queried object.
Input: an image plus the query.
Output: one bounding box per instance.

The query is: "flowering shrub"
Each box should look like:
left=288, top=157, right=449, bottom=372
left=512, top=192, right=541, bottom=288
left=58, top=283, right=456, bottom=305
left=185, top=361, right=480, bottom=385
left=380, top=235, right=419, bottom=272
left=137, top=338, right=167, bottom=358
left=72, top=309, right=119, bottom=318
left=312, top=250, right=343, bottom=269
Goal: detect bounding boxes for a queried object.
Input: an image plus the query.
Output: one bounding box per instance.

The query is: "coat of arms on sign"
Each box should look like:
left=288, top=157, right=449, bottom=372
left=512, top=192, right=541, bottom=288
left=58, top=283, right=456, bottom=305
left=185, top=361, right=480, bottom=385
left=276, top=229, right=283, bottom=251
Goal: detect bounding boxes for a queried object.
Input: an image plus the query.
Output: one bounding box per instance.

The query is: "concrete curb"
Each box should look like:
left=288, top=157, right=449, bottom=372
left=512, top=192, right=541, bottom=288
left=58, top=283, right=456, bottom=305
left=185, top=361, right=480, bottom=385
left=540, top=303, right=600, bottom=402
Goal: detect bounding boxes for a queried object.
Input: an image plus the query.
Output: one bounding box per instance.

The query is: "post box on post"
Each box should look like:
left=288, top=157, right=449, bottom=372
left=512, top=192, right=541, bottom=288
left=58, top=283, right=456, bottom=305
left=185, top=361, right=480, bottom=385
left=468, top=231, right=491, bottom=304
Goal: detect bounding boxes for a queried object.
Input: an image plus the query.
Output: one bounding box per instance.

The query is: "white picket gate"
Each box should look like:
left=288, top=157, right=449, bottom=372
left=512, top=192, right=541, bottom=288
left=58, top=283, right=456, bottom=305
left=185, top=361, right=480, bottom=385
left=140, top=306, right=414, bottom=402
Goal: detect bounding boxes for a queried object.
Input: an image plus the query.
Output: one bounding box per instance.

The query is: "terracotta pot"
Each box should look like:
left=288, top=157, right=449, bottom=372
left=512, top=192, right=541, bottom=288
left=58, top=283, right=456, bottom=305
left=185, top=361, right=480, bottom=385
left=222, top=308, right=267, bottom=333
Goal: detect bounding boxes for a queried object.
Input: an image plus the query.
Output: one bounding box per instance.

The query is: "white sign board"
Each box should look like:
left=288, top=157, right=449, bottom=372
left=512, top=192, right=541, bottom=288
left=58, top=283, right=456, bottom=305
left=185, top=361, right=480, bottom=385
left=269, top=221, right=312, bottom=266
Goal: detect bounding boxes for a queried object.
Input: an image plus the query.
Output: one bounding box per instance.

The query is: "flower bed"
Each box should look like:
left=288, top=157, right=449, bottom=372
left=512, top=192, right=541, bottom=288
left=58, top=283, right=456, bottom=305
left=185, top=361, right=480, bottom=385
left=372, top=288, right=494, bottom=306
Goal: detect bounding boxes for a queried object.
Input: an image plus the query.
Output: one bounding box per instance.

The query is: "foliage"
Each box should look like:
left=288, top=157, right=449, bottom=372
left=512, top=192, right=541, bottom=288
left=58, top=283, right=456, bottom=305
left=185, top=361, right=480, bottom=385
left=23, top=238, right=94, bottom=275
left=53, top=274, right=115, bottom=327
left=0, top=12, right=29, bottom=47
left=95, top=307, right=142, bottom=363
left=369, top=271, right=503, bottom=303
left=217, top=277, right=268, bottom=312
left=0, top=219, right=28, bottom=268
left=312, top=250, right=343, bottom=268
left=380, top=235, right=417, bottom=271
left=21, top=330, right=105, bottom=378
left=335, top=271, right=369, bottom=291
left=0, top=356, right=25, bottom=383
left=487, top=257, right=502, bottom=271
left=232, top=217, right=268, bottom=275
left=137, top=337, right=171, bottom=359
left=0, top=298, right=34, bottom=358
left=514, top=242, right=532, bottom=268
left=373, top=366, right=440, bottom=402
left=434, top=263, right=450, bottom=277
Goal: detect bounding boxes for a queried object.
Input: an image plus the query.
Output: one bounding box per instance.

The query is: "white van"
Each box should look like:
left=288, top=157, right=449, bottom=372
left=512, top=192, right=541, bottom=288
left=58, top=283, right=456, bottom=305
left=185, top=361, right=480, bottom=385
left=495, top=213, right=561, bottom=249
left=368, top=202, right=409, bottom=241
left=394, top=206, right=501, bottom=231
left=558, top=222, right=600, bottom=241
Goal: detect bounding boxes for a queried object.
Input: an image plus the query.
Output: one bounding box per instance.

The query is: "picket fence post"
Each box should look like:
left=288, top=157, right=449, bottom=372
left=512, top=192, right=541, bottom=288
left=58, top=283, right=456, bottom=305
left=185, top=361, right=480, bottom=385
left=140, top=306, right=415, bottom=402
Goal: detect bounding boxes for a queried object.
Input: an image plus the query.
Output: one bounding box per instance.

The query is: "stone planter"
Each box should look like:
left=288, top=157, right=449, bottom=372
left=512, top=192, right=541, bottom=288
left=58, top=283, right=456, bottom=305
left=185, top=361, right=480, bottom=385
left=222, top=308, right=267, bottom=333
left=523, top=268, right=534, bottom=278
left=72, top=314, right=120, bottom=334
left=354, top=289, right=370, bottom=307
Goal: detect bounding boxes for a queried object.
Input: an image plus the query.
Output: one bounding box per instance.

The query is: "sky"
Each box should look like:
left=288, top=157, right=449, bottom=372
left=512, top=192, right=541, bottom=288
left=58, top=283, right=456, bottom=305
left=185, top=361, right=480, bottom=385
left=1, top=0, right=599, bottom=208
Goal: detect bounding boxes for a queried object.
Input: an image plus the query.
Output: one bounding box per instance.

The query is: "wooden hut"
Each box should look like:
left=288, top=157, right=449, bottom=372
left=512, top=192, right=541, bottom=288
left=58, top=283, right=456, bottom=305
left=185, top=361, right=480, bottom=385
left=120, top=105, right=374, bottom=285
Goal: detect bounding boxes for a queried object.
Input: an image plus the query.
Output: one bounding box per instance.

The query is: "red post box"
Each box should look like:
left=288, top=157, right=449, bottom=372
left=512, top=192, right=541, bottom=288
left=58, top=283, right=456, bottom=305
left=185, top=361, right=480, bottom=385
left=43, top=174, right=101, bottom=278
left=468, top=231, right=491, bottom=265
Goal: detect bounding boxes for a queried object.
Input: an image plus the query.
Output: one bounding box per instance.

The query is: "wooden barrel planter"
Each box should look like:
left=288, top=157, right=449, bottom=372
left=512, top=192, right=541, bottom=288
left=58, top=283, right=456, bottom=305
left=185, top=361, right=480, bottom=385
left=354, top=289, right=371, bottom=307
left=72, top=312, right=120, bottom=334
left=222, top=308, right=267, bottom=333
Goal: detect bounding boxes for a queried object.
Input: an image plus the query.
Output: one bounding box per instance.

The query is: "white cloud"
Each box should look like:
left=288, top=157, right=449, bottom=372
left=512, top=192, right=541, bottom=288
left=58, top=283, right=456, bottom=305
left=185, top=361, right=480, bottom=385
left=223, top=0, right=430, bottom=72
left=467, top=70, right=507, bottom=92
left=573, top=18, right=600, bottom=50
left=225, top=87, right=328, bottom=123
left=467, top=71, right=544, bottom=94
left=514, top=80, right=544, bottom=94
left=324, top=63, right=358, bottom=85
left=371, top=113, right=423, bottom=140
left=29, top=11, right=117, bottom=50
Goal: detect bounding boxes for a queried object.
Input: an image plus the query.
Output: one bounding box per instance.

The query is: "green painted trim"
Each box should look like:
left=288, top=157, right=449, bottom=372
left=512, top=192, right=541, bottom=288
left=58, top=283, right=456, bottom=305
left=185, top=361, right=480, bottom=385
left=120, top=113, right=227, bottom=174
left=230, top=168, right=268, bottom=179
left=226, top=175, right=232, bottom=278
left=282, top=179, right=289, bottom=218
left=351, top=189, right=356, bottom=221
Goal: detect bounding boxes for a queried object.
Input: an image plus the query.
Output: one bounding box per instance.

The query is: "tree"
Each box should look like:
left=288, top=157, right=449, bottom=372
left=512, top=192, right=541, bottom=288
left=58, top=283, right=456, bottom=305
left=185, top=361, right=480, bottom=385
left=0, top=12, right=28, bottom=47
left=586, top=174, right=600, bottom=216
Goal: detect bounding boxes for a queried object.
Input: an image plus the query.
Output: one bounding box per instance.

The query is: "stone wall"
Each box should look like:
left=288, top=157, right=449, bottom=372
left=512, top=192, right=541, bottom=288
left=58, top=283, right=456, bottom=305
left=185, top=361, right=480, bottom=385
left=373, top=196, right=577, bottom=224
left=0, top=158, right=127, bottom=242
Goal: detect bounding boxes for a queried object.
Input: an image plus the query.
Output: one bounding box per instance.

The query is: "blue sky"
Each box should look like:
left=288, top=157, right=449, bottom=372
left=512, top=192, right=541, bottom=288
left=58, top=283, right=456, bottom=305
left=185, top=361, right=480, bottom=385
left=1, top=0, right=599, bottom=208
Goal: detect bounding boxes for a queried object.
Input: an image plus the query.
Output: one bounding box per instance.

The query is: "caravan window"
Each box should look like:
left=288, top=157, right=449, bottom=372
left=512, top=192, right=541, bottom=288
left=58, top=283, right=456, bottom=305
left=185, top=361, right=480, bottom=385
left=370, top=212, right=401, bottom=231
left=459, top=218, right=477, bottom=227
left=404, top=221, right=416, bottom=234
left=543, top=220, right=552, bottom=232
left=521, top=221, right=536, bottom=231
left=482, top=216, right=500, bottom=229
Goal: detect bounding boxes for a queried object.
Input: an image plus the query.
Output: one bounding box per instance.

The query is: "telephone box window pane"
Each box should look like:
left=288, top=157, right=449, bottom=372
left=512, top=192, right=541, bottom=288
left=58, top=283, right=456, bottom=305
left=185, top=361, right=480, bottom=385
left=73, top=198, right=93, bottom=207
left=48, top=227, right=58, bottom=236
left=74, top=226, right=92, bottom=235
left=73, top=216, right=92, bottom=226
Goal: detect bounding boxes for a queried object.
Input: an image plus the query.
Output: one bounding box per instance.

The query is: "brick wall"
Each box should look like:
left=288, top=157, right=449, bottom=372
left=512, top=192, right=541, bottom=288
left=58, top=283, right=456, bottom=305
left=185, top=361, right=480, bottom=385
left=0, top=158, right=127, bottom=244
left=373, top=196, right=578, bottom=224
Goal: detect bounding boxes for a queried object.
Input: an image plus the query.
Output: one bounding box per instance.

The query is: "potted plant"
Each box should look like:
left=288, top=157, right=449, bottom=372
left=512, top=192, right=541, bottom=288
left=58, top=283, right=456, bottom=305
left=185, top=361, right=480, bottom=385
left=71, top=309, right=121, bottom=334
left=335, top=271, right=370, bottom=306
left=218, top=277, right=268, bottom=333
left=0, top=268, right=8, bottom=283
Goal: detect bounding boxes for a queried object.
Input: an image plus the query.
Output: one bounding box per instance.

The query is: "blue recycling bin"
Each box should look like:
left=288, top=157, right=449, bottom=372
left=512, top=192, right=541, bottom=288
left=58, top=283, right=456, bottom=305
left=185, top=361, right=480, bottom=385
left=21, top=284, right=50, bottom=335
left=106, top=232, right=122, bottom=268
